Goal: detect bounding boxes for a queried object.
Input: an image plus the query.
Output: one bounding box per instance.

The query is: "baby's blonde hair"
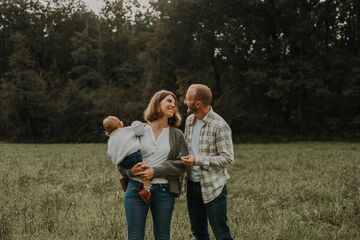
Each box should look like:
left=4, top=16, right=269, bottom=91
left=103, top=116, right=123, bottom=136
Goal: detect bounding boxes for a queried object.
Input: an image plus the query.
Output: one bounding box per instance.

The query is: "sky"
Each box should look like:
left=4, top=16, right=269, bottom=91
left=85, top=0, right=150, bottom=13
left=85, top=0, right=105, bottom=12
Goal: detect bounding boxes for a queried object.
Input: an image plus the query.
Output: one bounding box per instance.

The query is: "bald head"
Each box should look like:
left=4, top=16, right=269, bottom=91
left=189, top=84, right=212, bottom=106
left=103, top=116, right=123, bottom=136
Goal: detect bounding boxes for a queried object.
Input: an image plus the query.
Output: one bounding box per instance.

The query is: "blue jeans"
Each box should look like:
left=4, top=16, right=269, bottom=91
left=125, top=179, right=175, bottom=240
left=119, top=151, right=142, bottom=169
left=187, top=180, right=233, bottom=240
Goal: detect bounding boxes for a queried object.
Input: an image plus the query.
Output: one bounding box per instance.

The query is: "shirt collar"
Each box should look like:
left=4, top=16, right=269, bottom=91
left=190, top=107, right=213, bottom=125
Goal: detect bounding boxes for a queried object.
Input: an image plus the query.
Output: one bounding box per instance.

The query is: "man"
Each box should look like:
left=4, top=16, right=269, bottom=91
left=181, top=84, right=234, bottom=240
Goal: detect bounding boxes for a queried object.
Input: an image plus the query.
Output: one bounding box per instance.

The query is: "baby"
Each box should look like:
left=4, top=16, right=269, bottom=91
left=103, top=116, right=151, bottom=204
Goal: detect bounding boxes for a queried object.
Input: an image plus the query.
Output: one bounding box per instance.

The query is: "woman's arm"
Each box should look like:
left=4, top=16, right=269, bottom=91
left=117, top=162, right=146, bottom=178
left=152, top=160, right=185, bottom=180
left=117, top=165, right=133, bottom=177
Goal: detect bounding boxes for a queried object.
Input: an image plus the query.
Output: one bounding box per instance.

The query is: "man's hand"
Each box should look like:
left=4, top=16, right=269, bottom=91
left=135, top=167, right=154, bottom=180
left=181, top=155, right=196, bottom=168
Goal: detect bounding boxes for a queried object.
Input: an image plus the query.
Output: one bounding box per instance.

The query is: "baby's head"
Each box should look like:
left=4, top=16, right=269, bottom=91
left=103, top=116, right=123, bottom=136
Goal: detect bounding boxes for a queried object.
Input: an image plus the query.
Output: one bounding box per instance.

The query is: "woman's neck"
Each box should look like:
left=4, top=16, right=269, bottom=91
left=150, top=117, right=169, bottom=129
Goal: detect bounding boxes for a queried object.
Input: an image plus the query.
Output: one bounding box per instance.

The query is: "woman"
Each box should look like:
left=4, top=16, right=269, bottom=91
left=118, top=90, right=187, bottom=240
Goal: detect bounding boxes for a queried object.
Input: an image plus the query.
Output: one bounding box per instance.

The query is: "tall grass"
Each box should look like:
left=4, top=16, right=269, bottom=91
left=0, top=143, right=359, bottom=239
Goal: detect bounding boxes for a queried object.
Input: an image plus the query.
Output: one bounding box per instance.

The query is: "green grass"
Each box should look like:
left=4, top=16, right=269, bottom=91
left=0, top=143, right=359, bottom=239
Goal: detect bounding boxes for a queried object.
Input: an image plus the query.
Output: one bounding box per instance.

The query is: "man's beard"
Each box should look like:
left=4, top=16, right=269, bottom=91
left=187, top=103, right=198, bottom=114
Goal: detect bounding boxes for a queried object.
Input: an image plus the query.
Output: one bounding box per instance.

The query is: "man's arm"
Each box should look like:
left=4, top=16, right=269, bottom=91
left=195, top=124, right=234, bottom=170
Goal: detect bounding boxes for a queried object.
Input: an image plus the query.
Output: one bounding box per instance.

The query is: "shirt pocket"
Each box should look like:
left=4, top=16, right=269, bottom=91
left=204, top=134, right=215, bottom=144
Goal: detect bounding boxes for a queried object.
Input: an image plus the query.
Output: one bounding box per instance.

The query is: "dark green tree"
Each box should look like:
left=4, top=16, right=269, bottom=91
left=1, top=32, right=51, bottom=141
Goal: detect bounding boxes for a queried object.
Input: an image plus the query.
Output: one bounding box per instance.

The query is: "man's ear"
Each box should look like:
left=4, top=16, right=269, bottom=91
left=195, top=100, right=202, bottom=108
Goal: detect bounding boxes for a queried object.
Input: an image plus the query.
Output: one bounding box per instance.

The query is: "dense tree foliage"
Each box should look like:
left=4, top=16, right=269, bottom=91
left=0, top=0, right=359, bottom=142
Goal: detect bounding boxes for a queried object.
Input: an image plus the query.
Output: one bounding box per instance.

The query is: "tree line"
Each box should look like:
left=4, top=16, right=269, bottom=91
left=0, top=0, right=359, bottom=142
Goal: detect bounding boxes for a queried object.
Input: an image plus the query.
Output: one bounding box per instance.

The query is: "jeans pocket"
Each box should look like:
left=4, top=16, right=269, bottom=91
left=126, top=180, right=141, bottom=192
left=158, top=185, right=169, bottom=193
left=161, top=186, right=170, bottom=193
left=151, top=184, right=170, bottom=194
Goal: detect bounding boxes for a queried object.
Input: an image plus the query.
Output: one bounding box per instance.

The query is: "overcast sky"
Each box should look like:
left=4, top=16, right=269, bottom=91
left=85, top=0, right=105, bottom=12
left=85, top=0, right=150, bottom=13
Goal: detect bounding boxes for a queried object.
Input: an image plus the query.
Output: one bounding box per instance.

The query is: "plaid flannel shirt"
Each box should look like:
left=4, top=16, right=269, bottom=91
left=184, top=108, right=234, bottom=203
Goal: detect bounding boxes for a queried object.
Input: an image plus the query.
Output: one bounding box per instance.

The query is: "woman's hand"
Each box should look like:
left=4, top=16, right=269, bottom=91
left=181, top=155, right=196, bottom=167
left=135, top=167, right=154, bottom=180
left=131, top=162, right=148, bottom=175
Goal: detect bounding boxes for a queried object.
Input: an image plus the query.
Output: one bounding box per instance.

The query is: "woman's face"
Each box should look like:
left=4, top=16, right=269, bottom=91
left=159, top=95, right=176, bottom=118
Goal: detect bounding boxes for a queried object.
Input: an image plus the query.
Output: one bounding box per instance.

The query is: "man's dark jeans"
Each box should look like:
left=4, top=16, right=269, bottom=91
left=187, top=180, right=233, bottom=240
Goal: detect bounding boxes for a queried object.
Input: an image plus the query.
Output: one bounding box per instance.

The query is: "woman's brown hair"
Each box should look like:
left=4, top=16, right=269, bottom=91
left=144, top=90, right=182, bottom=127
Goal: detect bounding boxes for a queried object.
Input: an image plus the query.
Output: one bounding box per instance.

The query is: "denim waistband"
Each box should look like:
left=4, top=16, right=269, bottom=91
left=151, top=183, right=169, bottom=191
left=129, top=178, right=169, bottom=188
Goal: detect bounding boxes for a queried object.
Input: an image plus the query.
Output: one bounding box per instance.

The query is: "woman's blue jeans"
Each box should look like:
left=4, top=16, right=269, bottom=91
left=124, top=179, right=175, bottom=240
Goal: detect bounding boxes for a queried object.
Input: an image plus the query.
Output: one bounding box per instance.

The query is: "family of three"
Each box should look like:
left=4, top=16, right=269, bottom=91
left=103, top=84, right=234, bottom=240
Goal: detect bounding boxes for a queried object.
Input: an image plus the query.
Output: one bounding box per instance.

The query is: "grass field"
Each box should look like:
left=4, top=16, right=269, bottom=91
left=0, top=143, right=359, bottom=240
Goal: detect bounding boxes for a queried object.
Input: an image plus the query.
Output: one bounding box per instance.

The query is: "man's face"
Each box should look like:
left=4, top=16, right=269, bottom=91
left=184, top=88, right=198, bottom=114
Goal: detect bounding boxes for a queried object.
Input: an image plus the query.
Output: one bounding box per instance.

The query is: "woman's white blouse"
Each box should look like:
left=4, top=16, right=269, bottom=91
left=134, top=124, right=170, bottom=184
